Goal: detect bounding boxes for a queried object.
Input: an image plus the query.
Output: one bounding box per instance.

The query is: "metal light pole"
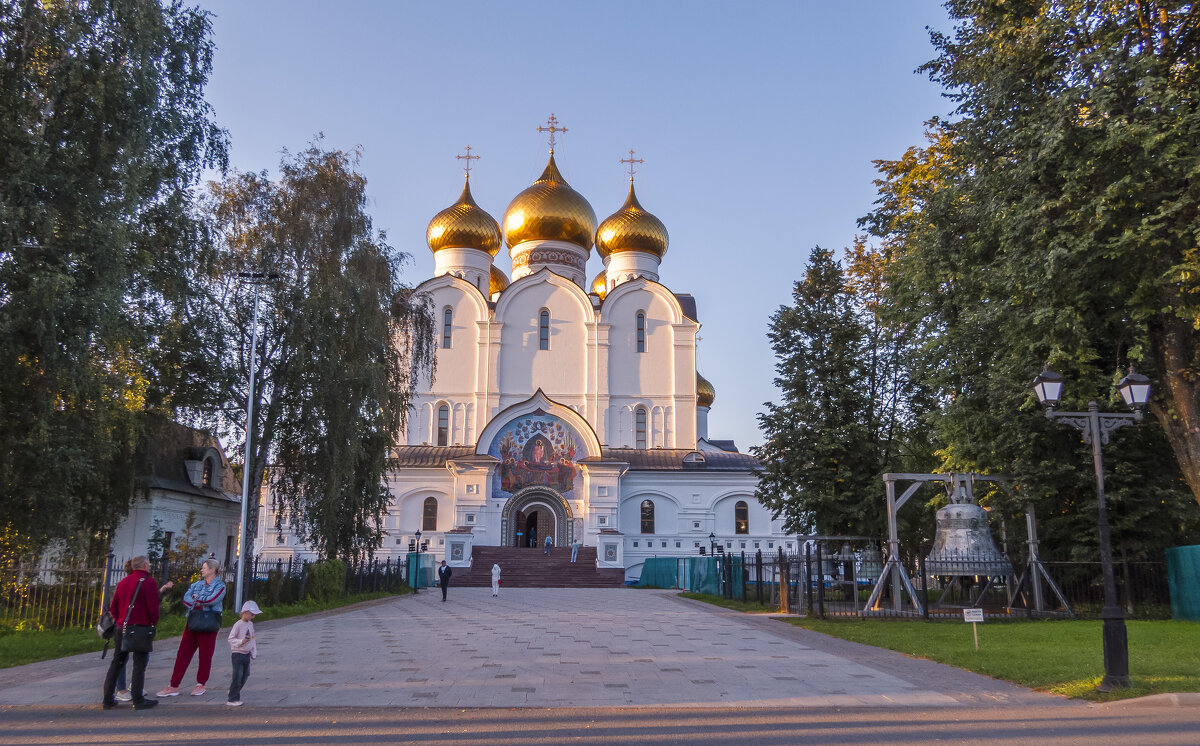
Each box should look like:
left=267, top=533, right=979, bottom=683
left=234, top=272, right=271, bottom=610
left=413, top=529, right=422, bottom=593
left=708, top=532, right=716, bottom=556
left=1032, top=367, right=1151, bottom=691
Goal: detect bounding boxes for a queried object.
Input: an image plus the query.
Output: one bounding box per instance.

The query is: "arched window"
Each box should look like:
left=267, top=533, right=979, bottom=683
left=636, top=312, right=646, bottom=353
left=437, top=404, right=449, bottom=446
left=735, top=501, right=749, bottom=534
left=422, top=497, right=438, bottom=531
left=635, top=407, right=648, bottom=449
left=442, top=307, right=453, bottom=349
left=640, top=499, right=655, bottom=534
left=539, top=309, right=550, bottom=350
left=202, top=459, right=213, bottom=488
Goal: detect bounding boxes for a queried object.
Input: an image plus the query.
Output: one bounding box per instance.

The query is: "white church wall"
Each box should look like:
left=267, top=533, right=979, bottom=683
left=496, top=274, right=590, bottom=400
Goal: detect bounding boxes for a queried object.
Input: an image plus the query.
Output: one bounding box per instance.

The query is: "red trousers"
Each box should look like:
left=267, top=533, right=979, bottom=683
left=169, top=627, right=219, bottom=686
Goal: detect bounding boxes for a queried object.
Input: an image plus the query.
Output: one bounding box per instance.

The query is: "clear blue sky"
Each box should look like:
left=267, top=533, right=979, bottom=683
left=196, top=0, right=954, bottom=451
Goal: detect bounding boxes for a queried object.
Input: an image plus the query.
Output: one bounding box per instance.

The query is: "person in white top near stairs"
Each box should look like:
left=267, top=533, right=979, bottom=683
left=491, top=564, right=501, bottom=597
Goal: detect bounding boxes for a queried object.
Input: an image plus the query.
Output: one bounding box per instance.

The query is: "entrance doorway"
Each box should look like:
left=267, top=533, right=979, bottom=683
left=502, top=488, right=574, bottom=548
left=518, top=510, right=555, bottom=548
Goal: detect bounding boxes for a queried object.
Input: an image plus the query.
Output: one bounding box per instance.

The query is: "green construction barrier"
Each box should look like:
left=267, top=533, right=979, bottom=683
left=1166, top=544, right=1200, bottom=622
left=406, top=552, right=436, bottom=590
left=637, top=556, right=744, bottom=597
left=638, top=557, right=679, bottom=588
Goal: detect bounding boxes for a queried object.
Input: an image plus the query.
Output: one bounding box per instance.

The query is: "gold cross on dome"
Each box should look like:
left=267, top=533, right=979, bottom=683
left=621, top=149, right=644, bottom=180
left=537, top=113, right=567, bottom=151
left=456, top=145, right=479, bottom=177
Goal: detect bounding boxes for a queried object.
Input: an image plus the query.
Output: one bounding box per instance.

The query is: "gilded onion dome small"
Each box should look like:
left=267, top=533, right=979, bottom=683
left=596, top=180, right=668, bottom=259
left=489, top=265, right=510, bottom=296
left=589, top=269, right=607, bottom=300
left=696, top=372, right=716, bottom=408
left=427, top=176, right=502, bottom=257
left=503, top=152, right=597, bottom=250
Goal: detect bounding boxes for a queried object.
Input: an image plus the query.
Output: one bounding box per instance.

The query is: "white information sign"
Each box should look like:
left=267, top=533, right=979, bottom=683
left=963, top=608, right=984, bottom=623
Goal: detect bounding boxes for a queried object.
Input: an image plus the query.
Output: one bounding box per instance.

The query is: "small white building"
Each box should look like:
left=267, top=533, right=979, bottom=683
left=259, top=138, right=791, bottom=580
left=110, top=420, right=242, bottom=566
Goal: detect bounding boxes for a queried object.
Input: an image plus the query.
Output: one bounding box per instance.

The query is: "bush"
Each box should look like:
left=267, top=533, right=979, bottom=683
left=304, top=559, right=346, bottom=602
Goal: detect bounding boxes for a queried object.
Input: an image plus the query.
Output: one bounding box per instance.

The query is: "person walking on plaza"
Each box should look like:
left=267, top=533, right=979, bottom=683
left=544, top=534, right=553, bottom=556
left=570, top=540, right=581, bottom=563
left=225, top=600, right=261, bottom=706
left=438, top=560, right=452, bottom=602
left=491, top=563, right=501, bottom=597
left=157, top=558, right=226, bottom=698
left=102, top=555, right=159, bottom=710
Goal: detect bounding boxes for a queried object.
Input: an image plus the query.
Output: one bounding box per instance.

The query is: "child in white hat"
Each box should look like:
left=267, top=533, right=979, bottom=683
left=225, top=600, right=262, bottom=706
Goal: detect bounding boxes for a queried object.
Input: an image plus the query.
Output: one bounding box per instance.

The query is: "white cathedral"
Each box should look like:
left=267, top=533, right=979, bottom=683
left=259, top=126, right=791, bottom=581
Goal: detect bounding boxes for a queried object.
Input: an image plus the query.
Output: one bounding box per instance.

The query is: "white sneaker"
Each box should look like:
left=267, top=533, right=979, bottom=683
left=191, top=684, right=206, bottom=696
left=156, top=686, right=179, bottom=697
left=226, top=700, right=243, bottom=707
left=114, top=690, right=132, bottom=702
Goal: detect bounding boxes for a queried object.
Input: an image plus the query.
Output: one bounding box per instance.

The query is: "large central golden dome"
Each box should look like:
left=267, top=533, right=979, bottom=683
left=427, top=177, right=502, bottom=256
left=503, top=153, right=597, bottom=250
left=596, top=180, right=668, bottom=259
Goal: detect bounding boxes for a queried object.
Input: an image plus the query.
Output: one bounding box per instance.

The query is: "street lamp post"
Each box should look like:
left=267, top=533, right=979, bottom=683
left=413, top=529, right=422, bottom=593
left=1031, top=367, right=1151, bottom=691
left=234, top=272, right=274, bottom=611
left=708, top=532, right=716, bottom=556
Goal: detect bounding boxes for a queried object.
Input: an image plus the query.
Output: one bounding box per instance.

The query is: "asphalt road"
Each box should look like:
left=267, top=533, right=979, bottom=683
left=3, top=703, right=1200, bottom=745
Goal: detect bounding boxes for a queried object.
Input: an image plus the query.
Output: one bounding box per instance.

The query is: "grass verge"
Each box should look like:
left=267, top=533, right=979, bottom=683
left=678, top=591, right=782, bottom=614
left=0, top=588, right=411, bottom=669
left=682, top=592, right=1200, bottom=702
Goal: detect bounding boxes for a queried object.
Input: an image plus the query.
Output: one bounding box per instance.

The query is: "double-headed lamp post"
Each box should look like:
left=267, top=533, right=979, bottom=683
left=1031, top=367, right=1152, bottom=691
left=413, top=529, right=422, bottom=593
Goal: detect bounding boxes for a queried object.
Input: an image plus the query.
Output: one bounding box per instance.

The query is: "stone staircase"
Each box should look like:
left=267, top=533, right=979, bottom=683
left=450, top=546, right=627, bottom=588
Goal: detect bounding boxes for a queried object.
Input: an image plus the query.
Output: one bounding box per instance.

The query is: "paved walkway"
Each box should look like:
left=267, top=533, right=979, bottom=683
left=0, top=588, right=1073, bottom=709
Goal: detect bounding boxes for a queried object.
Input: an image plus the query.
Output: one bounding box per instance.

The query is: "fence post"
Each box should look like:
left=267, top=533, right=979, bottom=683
left=384, top=558, right=392, bottom=592
left=299, top=560, right=308, bottom=600
left=848, top=547, right=857, bottom=612
left=98, top=550, right=115, bottom=623
left=804, top=543, right=813, bottom=616
left=919, top=554, right=929, bottom=620
left=816, top=543, right=825, bottom=619
left=755, top=550, right=763, bottom=605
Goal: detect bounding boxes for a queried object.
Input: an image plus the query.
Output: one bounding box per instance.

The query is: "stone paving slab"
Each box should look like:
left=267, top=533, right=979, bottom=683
left=0, top=588, right=1075, bottom=709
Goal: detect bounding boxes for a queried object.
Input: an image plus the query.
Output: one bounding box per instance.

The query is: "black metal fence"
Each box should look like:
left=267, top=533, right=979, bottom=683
left=1, top=554, right=407, bottom=632
left=725, top=541, right=1171, bottom=621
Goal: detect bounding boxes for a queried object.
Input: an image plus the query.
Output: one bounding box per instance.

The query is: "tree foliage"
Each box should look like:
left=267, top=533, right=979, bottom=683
left=861, top=1, right=1200, bottom=557
left=0, top=0, right=226, bottom=552
left=200, top=142, right=435, bottom=563
left=756, top=249, right=904, bottom=536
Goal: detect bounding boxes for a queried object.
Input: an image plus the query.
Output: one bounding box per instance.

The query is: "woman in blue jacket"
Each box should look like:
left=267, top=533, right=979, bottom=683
left=156, top=558, right=225, bottom=697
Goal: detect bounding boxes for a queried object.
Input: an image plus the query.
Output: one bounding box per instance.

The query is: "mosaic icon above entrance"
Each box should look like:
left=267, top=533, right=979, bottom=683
left=488, top=409, right=585, bottom=499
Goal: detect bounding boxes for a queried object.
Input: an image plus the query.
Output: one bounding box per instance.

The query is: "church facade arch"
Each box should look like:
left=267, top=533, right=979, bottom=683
left=500, top=486, right=575, bottom=547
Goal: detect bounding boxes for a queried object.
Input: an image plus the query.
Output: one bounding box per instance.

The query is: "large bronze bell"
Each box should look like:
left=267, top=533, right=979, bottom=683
left=926, top=489, right=1013, bottom=577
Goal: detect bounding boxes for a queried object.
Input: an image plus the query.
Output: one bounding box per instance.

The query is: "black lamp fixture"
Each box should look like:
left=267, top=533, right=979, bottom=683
left=708, top=532, right=716, bottom=556
left=1030, top=365, right=1152, bottom=691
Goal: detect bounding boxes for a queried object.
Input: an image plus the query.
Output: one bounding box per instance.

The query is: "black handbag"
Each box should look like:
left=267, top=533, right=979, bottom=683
left=119, top=624, right=155, bottom=653
left=186, top=608, right=222, bottom=633
left=118, top=578, right=155, bottom=654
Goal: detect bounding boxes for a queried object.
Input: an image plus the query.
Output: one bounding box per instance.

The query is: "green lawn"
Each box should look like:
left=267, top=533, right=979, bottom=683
left=0, top=588, right=410, bottom=669
left=681, top=592, right=1200, bottom=701
left=678, top=591, right=783, bottom=613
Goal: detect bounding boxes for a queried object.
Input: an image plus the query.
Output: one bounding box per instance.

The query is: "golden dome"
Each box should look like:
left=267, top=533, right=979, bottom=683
left=489, top=265, right=510, bottom=296
left=696, top=372, right=715, bottom=408
left=589, top=269, right=607, bottom=300
left=427, top=177, right=502, bottom=257
left=503, top=153, right=597, bottom=250
left=596, top=180, right=668, bottom=259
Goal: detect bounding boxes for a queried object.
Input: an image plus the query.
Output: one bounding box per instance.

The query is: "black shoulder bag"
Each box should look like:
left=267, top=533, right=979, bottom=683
left=119, top=578, right=156, bottom=654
